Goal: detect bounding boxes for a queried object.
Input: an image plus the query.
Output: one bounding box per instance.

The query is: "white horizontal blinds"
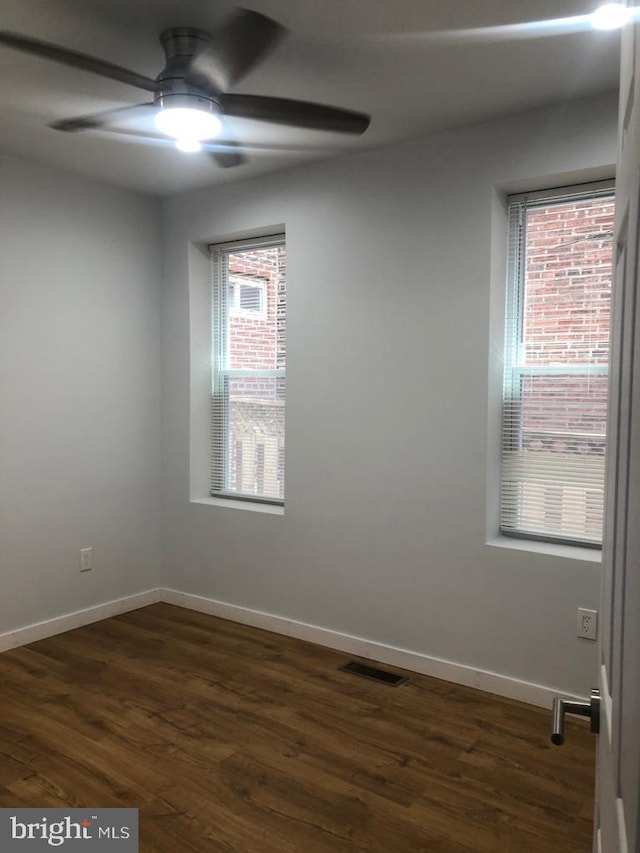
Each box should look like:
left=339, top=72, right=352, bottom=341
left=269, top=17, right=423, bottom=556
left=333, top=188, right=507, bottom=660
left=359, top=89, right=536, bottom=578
left=211, top=235, right=286, bottom=503
left=501, top=182, right=615, bottom=545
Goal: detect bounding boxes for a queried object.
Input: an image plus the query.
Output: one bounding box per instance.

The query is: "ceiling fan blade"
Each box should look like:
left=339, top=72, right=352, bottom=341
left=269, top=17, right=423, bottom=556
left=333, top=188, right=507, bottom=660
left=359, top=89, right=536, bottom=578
left=50, top=103, right=156, bottom=132
left=207, top=138, right=247, bottom=168
left=221, top=94, right=370, bottom=134
left=0, top=31, right=157, bottom=92
left=61, top=124, right=338, bottom=171
left=185, top=8, right=286, bottom=93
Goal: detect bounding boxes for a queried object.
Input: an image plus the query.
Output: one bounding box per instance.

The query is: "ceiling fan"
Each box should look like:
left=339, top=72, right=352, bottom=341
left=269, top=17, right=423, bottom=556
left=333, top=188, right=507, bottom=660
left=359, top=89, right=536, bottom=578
left=0, top=7, right=371, bottom=168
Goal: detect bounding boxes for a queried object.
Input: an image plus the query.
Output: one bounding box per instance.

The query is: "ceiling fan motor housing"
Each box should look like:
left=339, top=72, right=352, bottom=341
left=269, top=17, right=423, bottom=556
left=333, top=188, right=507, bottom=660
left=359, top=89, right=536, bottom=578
left=155, top=27, right=220, bottom=115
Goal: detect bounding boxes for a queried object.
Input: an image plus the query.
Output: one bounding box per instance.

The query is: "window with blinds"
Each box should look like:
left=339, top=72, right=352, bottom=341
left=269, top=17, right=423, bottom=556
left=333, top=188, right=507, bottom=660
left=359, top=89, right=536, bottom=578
left=211, top=235, right=286, bottom=504
left=501, top=181, right=615, bottom=546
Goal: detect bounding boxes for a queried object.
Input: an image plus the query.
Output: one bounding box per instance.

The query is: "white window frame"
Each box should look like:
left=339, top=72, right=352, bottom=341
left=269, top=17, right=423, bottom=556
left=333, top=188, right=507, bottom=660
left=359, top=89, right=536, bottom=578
left=210, top=234, right=286, bottom=506
left=500, top=180, right=615, bottom=548
left=228, top=275, right=267, bottom=319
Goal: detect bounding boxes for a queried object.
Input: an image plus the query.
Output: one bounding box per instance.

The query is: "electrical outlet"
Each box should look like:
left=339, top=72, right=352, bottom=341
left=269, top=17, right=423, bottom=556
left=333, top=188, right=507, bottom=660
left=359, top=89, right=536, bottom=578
left=577, top=607, right=598, bottom=640
left=80, top=547, right=93, bottom=573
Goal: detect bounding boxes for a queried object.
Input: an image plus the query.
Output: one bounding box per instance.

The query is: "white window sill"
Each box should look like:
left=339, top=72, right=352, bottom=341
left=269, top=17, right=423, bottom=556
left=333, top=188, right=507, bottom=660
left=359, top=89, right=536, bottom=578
left=486, top=535, right=602, bottom=562
left=191, top=497, right=284, bottom=515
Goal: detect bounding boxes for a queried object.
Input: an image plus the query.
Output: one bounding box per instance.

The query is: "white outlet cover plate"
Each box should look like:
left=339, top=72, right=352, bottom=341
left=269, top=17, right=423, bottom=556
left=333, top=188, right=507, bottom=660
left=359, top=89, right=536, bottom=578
left=577, top=607, right=598, bottom=640
left=80, top=547, right=93, bottom=572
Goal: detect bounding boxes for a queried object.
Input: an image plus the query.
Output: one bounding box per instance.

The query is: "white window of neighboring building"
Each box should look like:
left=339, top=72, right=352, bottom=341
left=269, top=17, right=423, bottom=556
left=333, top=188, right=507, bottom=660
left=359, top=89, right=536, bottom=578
left=229, top=275, right=267, bottom=318
left=210, top=234, right=286, bottom=505
left=500, top=180, right=615, bottom=547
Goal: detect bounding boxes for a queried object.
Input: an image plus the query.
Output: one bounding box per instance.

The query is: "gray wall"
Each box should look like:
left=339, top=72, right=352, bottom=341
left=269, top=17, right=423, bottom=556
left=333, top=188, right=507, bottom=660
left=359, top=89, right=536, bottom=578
left=0, top=157, right=163, bottom=632
left=0, top=92, right=617, bottom=698
left=161, top=92, right=618, bottom=697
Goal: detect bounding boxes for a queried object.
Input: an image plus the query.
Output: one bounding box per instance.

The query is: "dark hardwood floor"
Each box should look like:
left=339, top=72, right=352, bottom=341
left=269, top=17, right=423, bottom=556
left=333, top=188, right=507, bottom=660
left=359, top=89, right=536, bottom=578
left=0, top=603, right=595, bottom=851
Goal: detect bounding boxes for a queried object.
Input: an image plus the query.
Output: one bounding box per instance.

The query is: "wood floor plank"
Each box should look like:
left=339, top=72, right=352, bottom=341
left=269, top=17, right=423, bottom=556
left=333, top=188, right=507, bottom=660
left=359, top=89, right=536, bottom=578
left=0, top=603, right=595, bottom=851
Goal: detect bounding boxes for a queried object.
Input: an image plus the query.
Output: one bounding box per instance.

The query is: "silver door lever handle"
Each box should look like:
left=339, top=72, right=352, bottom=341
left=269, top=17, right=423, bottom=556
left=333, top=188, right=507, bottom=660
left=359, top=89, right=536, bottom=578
left=551, top=688, right=600, bottom=745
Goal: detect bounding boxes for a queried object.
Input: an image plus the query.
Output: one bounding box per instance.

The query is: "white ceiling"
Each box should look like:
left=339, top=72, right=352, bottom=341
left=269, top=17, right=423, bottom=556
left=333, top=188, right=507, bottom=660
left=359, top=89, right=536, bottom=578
left=0, top=0, right=621, bottom=196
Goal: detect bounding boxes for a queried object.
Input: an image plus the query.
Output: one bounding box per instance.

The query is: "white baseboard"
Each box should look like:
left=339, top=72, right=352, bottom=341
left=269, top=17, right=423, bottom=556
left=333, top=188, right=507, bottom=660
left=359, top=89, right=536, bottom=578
left=160, top=588, right=573, bottom=709
left=0, top=586, right=580, bottom=710
left=0, top=589, right=162, bottom=653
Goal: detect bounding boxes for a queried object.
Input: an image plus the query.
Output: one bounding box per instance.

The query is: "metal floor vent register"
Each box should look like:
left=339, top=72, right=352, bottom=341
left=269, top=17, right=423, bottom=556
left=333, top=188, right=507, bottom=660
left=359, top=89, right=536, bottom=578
left=339, top=660, right=408, bottom=686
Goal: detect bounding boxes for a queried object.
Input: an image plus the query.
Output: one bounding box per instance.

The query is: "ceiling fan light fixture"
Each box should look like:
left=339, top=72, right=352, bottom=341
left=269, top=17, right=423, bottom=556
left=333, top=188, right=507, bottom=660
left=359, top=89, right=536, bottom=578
left=590, top=2, right=629, bottom=29
left=154, top=107, right=222, bottom=141
left=175, top=138, right=202, bottom=153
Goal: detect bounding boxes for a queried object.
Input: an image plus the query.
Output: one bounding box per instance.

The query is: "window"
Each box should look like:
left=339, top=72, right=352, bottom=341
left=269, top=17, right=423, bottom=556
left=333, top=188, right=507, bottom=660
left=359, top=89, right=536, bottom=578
left=500, top=181, right=615, bottom=546
left=228, top=276, right=266, bottom=318
left=211, top=235, right=286, bottom=504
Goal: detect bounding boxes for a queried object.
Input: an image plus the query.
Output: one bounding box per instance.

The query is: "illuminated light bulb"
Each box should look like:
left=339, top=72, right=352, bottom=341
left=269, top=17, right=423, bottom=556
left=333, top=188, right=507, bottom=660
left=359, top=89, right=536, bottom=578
left=590, top=2, right=628, bottom=29
left=155, top=107, right=222, bottom=141
left=175, top=138, right=202, bottom=153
